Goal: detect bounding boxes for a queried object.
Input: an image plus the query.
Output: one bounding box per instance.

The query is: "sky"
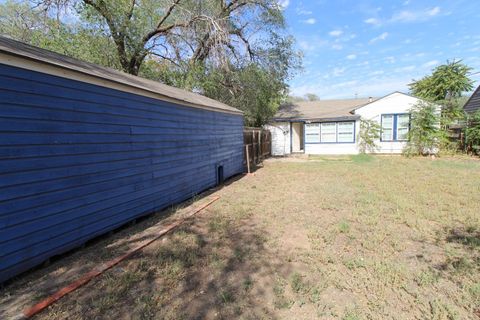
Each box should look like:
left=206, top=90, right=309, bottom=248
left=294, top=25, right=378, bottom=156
left=279, top=0, right=480, bottom=99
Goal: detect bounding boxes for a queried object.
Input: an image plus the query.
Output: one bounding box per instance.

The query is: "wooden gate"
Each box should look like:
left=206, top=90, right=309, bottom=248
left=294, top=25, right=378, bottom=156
left=244, top=127, right=271, bottom=173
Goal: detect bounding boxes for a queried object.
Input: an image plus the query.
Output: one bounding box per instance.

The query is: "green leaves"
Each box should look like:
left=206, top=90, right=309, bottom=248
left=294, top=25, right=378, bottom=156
left=465, top=110, right=480, bottom=155
left=2, top=0, right=300, bottom=127
left=359, top=119, right=381, bottom=154
left=407, top=60, right=474, bottom=155
left=0, top=0, right=120, bottom=69
left=202, top=64, right=287, bottom=127
left=403, top=101, right=446, bottom=156
left=409, top=60, right=474, bottom=102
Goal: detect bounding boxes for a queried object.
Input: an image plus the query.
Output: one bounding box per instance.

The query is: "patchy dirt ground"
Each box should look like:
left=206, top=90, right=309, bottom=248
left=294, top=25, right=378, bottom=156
left=1, top=155, right=479, bottom=319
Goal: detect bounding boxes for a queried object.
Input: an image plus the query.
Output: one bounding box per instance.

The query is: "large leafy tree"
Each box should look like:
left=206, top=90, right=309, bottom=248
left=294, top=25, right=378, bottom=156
left=409, top=60, right=474, bottom=102
left=36, top=0, right=288, bottom=75
left=409, top=60, right=474, bottom=127
left=142, top=33, right=300, bottom=126
left=1, top=0, right=301, bottom=126
left=0, top=0, right=119, bottom=68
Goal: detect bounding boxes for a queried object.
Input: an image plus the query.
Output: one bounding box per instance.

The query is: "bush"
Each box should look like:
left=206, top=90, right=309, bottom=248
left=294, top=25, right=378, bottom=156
left=465, top=110, right=480, bottom=155
left=403, top=101, right=446, bottom=156
left=359, top=119, right=381, bottom=154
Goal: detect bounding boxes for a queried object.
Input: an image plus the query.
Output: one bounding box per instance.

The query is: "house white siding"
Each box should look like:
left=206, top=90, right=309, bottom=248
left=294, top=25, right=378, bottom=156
left=265, top=122, right=291, bottom=156
left=268, top=92, right=434, bottom=156
left=354, top=92, right=420, bottom=154
left=305, top=142, right=359, bottom=155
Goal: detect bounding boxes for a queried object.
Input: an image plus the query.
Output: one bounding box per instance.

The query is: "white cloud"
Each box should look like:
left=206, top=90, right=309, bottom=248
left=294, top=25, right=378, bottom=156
left=297, top=36, right=329, bottom=53
left=391, top=11, right=417, bottom=23
left=346, top=54, right=357, bottom=60
left=329, top=30, right=343, bottom=37
left=298, top=40, right=316, bottom=52
left=422, top=60, right=439, bottom=68
left=296, top=6, right=312, bottom=15
left=302, top=18, right=316, bottom=25
left=357, top=61, right=370, bottom=66
left=427, top=6, right=441, bottom=16
left=368, top=6, right=442, bottom=26
left=391, top=7, right=441, bottom=23
left=369, top=32, right=389, bottom=44
left=331, top=44, right=343, bottom=50
left=394, top=65, right=416, bottom=72
left=277, top=0, right=290, bottom=9
left=364, top=18, right=381, bottom=26
left=385, top=56, right=396, bottom=63
left=333, top=67, right=346, bottom=76
left=369, top=70, right=385, bottom=76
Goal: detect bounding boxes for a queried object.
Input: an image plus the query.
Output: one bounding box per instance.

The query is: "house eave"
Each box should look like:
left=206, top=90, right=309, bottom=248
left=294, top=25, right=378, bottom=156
left=271, top=115, right=360, bottom=123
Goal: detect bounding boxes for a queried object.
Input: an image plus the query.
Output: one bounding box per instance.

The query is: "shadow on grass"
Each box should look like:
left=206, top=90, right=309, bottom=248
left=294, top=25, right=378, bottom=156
left=48, top=203, right=283, bottom=319
left=0, top=170, right=286, bottom=319
left=446, top=227, right=480, bottom=249
left=433, top=227, right=480, bottom=275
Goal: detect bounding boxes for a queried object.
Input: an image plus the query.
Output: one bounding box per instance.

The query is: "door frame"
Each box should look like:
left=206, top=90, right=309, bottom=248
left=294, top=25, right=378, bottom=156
left=290, top=122, right=305, bottom=153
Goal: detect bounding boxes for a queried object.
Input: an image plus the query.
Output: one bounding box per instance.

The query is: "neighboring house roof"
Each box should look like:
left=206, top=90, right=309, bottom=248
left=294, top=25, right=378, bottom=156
left=273, top=97, right=375, bottom=122
left=0, top=36, right=242, bottom=115
left=464, top=85, right=480, bottom=114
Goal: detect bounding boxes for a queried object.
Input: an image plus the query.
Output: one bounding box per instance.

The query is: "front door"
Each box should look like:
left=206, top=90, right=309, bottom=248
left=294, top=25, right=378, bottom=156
left=291, top=122, right=304, bottom=153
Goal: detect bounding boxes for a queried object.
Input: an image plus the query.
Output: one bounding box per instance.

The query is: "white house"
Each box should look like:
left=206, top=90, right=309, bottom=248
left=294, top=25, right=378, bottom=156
left=266, top=92, right=426, bottom=155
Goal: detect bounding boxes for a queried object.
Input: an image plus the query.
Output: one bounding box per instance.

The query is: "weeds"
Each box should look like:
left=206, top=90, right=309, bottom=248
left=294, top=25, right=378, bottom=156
left=343, top=308, right=362, bottom=320
left=218, top=290, right=235, bottom=304
left=468, top=283, right=480, bottom=303
left=273, top=277, right=293, bottom=309
left=415, top=269, right=440, bottom=287
left=338, top=220, right=350, bottom=234
left=343, top=258, right=366, bottom=270
left=242, top=277, right=254, bottom=292
left=429, top=299, right=459, bottom=320
left=290, top=272, right=306, bottom=294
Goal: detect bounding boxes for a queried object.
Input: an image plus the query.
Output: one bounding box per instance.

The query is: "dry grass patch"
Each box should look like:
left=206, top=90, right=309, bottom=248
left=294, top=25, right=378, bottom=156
left=1, top=155, right=479, bottom=319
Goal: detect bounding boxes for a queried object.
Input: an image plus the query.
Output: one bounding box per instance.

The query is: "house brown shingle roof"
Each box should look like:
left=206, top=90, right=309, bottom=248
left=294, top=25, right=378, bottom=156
left=0, top=36, right=242, bottom=115
left=273, top=98, right=375, bottom=121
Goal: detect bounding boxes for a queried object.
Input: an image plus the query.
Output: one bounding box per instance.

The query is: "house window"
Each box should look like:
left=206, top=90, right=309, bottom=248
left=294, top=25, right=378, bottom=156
left=381, top=115, right=394, bottom=141
left=320, top=123, right=337, bottom=142
left=305, top=123, right=320, bottom=143
left=337, top=122, right=355, bottom=143
left=304, top=121, right=355, bottom=143
left=396, top=114, right=410, bottom=140
left=381, top=114, right=410, bottom=141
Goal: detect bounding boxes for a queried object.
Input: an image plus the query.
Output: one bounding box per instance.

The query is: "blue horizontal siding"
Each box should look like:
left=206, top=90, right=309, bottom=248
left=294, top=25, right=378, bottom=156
left=0, top=63, right=244, bottom=282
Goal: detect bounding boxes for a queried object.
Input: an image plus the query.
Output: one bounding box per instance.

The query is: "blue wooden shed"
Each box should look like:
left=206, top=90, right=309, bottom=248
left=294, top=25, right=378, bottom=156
left=0, top=37, right=244, bottom=283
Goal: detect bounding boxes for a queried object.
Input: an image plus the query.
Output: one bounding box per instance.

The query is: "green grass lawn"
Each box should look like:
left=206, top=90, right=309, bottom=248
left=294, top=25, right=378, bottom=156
left=3, top=156, right=479, bottom=320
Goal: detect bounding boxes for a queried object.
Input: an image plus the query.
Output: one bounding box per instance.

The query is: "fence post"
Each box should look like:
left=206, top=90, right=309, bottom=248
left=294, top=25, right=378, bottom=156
left=253, top=130, right=257, bottom=165
left=245, top=144, right=251, bottom=174
left=259, top=130, right=262, bottom=160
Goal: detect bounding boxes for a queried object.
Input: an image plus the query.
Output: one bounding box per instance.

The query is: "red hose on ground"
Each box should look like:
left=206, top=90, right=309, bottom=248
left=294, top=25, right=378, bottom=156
left=17, top=196, right=220, bottom=319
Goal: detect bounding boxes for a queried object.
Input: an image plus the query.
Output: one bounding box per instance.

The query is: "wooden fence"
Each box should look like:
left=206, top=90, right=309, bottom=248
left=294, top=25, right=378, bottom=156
left=244, top=127, right=272, bottom=173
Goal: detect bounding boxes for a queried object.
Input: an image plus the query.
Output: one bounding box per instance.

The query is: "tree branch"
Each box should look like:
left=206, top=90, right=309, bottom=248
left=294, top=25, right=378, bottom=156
left=83, top=0, right=129, bottom=70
